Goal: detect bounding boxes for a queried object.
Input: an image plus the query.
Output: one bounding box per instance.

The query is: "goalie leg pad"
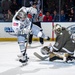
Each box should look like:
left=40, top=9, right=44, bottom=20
left=49, top=52, right=71, bottom=62
left=49, top=52, right=64, bottom=61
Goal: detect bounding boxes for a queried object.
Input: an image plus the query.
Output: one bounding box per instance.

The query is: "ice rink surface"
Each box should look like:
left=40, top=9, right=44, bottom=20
left=0, top=41, right=75, bottom=75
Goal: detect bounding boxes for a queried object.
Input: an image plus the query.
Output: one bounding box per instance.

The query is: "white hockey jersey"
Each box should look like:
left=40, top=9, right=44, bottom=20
left=12, top=6, right=37, bottom=34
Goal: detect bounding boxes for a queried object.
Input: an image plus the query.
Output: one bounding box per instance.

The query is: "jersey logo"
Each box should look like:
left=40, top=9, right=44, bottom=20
left=13, top=22, right=18, bottom=26
left=4, top=27, right=14, bottom=32
left=67, top=24, right=75, bottom=40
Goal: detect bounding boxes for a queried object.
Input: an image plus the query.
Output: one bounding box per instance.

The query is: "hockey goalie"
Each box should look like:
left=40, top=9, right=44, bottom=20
left=41, top=24, right=75, bottom=62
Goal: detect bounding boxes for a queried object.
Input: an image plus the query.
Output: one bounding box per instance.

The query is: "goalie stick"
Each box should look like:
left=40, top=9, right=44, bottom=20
left=34, top=52, right=75, bottom=62
left=34, top=52, right=49, bottom=60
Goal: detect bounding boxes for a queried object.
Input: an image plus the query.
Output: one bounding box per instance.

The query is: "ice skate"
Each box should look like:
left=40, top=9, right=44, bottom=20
left=65, top=55, right=75, bottom=62
left=19, top=54, right=28, bottom=66
left=47, top=36, right=50, bottom=40
left=40, top=42, right=44, bottom=45
left=45, top=36, right=50, bottom=41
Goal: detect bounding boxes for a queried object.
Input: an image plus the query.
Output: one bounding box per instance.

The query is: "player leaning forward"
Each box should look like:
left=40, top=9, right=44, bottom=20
left=12, top=5, right=50, bottom=64
left=41, top=24, right=75, bottom=62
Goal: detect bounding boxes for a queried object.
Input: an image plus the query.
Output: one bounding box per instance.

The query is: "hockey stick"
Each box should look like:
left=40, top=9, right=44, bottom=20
left=34, top=52, right=75, bottom=62
left=24, top=23, right=33, bottom=55
left=34, top=52, right=49, bottom=60
left=24, top=14, right=36, bottom=54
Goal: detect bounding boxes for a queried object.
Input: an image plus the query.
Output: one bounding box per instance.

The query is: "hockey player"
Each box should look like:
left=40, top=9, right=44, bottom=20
left=12, top=4, right=50, bottom=64
left=41, top=24, right=75, bottom=62
left=28, top=5, right=44, bottom=45
left=29, top=22, right=44, bottom=45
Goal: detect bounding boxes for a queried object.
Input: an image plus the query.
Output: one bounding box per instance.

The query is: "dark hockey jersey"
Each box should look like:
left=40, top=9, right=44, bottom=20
left=53, top=29, right=74, bottom=54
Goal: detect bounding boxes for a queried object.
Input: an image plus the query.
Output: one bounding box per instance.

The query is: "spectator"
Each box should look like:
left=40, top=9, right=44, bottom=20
left=38, top=8, right=44, bottom=22
left=63, top=4, right=69, bottom=21
left=16, top=0, right=22, bottom=8
left=52, top=10, right=59, bottom=22
left=28, top=2, right=44, bottom=45
left=43, top=0, right=49, bottom=14
left=60, top=10, right=66, bottom=22
left=4, top=9, right=13, bottom=22
left=0, top=13, right=4, bottom=22
left=36, top=0, right=41, bottom=12
left=24, top=0, right=31, bottom=7
left=68, top=8, right=75, bottom=22
left=10, top=0, right=19, bottom=15
left=1, top=0, right=12, bottom=14
left=68, top=0, right=74, bottom=9
left=43, top=11, right=53, bottom=22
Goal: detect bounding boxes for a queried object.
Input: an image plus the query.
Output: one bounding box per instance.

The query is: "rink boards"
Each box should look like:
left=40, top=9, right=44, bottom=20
left=0, top=22, right=75, bottom=41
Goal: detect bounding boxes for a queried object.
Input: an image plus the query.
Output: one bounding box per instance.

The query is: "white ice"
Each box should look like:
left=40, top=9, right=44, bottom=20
left=0, top=41, right=75, bottom=75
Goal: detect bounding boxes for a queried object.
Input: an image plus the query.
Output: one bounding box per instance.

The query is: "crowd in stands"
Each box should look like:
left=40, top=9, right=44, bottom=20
left=0, top=0, right=75, bottom=22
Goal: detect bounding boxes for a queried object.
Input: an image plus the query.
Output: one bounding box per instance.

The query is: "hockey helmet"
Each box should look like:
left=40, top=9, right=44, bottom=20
left=29, top=2, right=37, bottom=15
left=41, top=46, right=50, bottom=55
left=53, top=24, right=62, bottom=33
left=32, top=2, right=37, bottom=6
left=17, top=10, right=26, bottom=20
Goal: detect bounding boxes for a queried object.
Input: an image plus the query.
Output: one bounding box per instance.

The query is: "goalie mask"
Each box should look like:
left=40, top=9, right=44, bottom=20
left=41, top=46, right=50, bottom=55
left=53, top=24, right=62, bottom=34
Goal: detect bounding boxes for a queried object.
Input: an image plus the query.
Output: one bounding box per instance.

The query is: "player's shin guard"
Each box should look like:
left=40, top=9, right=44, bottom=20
left=18, top=42, right=28, bottom=63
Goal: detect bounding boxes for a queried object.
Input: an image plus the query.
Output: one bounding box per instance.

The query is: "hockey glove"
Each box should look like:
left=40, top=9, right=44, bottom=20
left=41, top=46, right=50, bottom=55
left=21, top=28, right=31, bottom=34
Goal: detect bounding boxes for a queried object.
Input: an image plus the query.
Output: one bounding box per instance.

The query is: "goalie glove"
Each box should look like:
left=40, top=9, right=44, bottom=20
left=41, top=46, right=50, bottom=55
left=48, top=43, right=53, bottom=52
left=27, top=13, right=32, bottom=18
left=41, top=45, right=53, bottom=55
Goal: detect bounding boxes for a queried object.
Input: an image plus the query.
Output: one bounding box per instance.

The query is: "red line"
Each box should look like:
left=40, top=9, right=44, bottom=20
left=52, top=22, right=54, bottom=41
